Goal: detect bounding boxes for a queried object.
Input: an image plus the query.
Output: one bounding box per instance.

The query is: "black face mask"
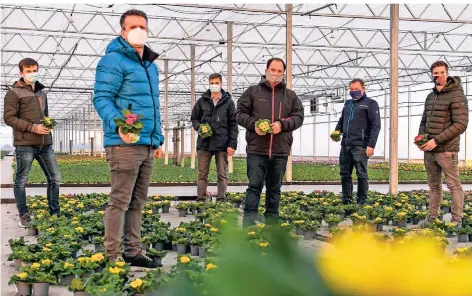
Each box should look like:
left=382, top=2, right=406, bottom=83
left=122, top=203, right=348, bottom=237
left=432, top=76, right=440, bottom=86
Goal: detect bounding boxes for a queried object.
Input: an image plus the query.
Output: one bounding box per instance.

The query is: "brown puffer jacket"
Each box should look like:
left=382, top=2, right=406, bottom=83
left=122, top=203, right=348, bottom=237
left=418, top=76, right=469, bottom=152
left=3, top=79, right=52, bottom=146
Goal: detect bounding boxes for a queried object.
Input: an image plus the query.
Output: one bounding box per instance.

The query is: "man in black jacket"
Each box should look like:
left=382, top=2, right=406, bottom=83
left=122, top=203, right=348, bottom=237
left=191, top=73, right=238, bottom=201
left=236, top=58, right=304, bottom=226
left=332, top=78, right=381, bottom=205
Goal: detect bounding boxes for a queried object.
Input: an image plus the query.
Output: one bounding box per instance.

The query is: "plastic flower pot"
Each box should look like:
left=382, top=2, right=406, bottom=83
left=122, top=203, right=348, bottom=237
left=392, top=221, right=399, bottom=226
left=412, top=218, right=420, bottom=225
left=14, top=259, right=22, bottom=271
left=32, top=283, right=49, bottom=296
left=141, top=243, right=150, bottom=250
left=396, top=220, right=407, bottom=228
left=27, top=227, right=38, bottom=236
left=198, top=247, right=207, bottom=258
left=376, top=224, right=384, bottom=232
left=295, top=227, right=303, bottom=235
left=458, top=234, right=469, bottom=243
left=153, top=257, right=162, bottom=266
left=233, top=202, right=241, bottom=209
left=447, top=231, right=455, bottom=238
left=303, top=231, right=315, bottom=240
left=16, top=283, right=32, bottom=296
left=81, top=271, right=92, bottom=279
left=190, top=245, right=199, bottom=256
left=176, top=244, right=187, bottom=254
left=152, top=208, right=160, bottom=215
left=172, top=244, right=177, bottom=252
left=441, top=206, right=450, bottom=214
left=153, top=242, right=165, bottom=251
left=178, top=210, right=187, bottom=217
left=469, top=233, right=472, bottom=242
left=212, top=197, right=217, bottom=203
left=73, top=292, right=88, bottom=296
left=59, top=274, right=75, bottom=286
left=162, top=207, right=170, bottom=214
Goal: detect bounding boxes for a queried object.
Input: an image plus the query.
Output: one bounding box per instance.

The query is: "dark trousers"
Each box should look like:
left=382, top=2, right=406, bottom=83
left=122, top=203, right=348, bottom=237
left=14, top=145, right=61, bottom=217
left=197, top=150, right=228, bottom=199
left=243, top=154, right=288, bottom=226
left=339, top=146, right=369, bottom=205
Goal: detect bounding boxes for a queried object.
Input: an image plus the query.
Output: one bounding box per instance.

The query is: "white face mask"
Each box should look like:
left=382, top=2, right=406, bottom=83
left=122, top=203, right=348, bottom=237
left=209, top=85, right=221, bottom=93
left=125, top=28, right=148, bottom=47
left=24, top=72, right=39, bottom=84
left=267, top=71, right=283, bottom=84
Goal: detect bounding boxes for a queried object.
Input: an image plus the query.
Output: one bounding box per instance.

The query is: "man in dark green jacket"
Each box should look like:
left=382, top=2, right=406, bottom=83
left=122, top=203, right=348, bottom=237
left=191, top=73, right=238, bottom=201
left=236, top=58, right=304, bottom=226
left=417, top=61, right=469, bottom=228
left=3, top=58, right=61, bottom=227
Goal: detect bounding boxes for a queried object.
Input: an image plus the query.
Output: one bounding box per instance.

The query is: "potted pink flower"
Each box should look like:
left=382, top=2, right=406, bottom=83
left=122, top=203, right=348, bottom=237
left=114, top=109, right=144, bottom=144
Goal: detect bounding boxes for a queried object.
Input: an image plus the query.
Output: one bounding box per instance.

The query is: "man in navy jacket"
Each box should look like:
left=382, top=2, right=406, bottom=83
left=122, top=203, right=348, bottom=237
left=332, top=78, right=381, bottom=205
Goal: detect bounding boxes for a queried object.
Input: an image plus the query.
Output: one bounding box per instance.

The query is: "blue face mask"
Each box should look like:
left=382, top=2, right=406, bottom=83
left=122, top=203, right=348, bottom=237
left=349, top=90, right=363, bottom=100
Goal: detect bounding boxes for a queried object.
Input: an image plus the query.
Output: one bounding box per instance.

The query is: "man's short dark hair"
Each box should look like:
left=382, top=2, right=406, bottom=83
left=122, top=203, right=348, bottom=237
left=120, top=9, right=148, bottom=29
left=209, top=73, right=222, bottom=83
left=18, top=58, right=39, bottom=72
left=349, top=78, right=365, bottom=88
left=266, top=58, right=286, bottom=71
left=430, top=61, right=449, bottom=73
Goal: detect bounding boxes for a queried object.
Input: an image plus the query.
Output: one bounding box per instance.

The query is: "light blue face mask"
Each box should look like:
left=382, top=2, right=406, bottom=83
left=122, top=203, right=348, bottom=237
left=24, top=72, right=39, bottom=84
left=349, top=90, right=363, bottom=100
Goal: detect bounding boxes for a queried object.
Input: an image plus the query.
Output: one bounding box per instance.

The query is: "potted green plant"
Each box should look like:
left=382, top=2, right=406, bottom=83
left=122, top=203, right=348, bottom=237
left=146, top=248, right=168, bottom=266
left=440, top=200, right=451, bottom=214
left=162, top=200, right=171, bottom=213
left=393, top=211, right=408, bottom=228
left=141, top=236, right=153, bottom=250
left=9, top=270, right=33, bottom=296
left=324, top=214, right=342, bottom=229
left=300, top=221, right=319, bottom=240
left=30, top=269, right=57, bottom=296
left=391, top=227, right=409, bottom=240
left=373, top=217, right=385, bottom=232
left=8, top=246, right=28, bottom=271
left=293, top=220, right=305, bottom=235
left=454, top=226, right=471, bottom=243
left=173, top=237, right=190, bottom=254
left=125, top=277, right=153, bottom=296
left=176, top=202, right=190, bottom=217
left=67, top=278, right=88, bottom=296
left=53, top=259, right=77, bottom=286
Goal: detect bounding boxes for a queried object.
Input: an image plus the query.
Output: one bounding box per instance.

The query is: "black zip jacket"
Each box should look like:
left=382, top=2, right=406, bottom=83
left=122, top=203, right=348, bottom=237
left=236, top=76, right=304, bottom=157
left=191, top=90, right=238, bottom=152
left=335, top=94, right=381, bottom=148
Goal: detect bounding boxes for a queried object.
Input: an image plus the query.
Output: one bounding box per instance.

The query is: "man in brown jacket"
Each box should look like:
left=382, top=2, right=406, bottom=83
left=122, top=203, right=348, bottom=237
left=417, top=61, right=469, bottom=228
left=3, top=58, right=61, bottom=227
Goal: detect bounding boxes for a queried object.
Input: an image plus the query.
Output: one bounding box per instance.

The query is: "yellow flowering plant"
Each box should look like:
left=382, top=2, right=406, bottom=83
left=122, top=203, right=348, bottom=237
left=255, top=119, right=272, bottom=135
left=198, top=123, right=213, bottom=138
left=8, top=271, right=33, bottom=284
left=40, top=117, right=57, bottom=129
left=330, top=130, right=342, bottom=141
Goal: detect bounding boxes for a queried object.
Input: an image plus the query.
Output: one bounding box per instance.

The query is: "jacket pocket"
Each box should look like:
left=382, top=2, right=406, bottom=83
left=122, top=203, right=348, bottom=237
left=14, top=131, right=23, bottom=141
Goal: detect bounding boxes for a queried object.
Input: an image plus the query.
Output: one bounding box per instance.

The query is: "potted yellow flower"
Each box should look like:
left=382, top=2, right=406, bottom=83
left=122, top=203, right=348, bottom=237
left=198, top=123, right=213, bottom=138
left=255, top=119, right=272, bottom=135
left=9, top=270, right=32, bottom=296
left=330, top=130, right=342, bottom=142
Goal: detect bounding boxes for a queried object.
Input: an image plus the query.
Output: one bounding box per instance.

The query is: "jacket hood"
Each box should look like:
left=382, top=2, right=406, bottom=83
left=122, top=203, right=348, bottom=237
left=105, top=37, right=159, bottom=63
left=13, top=79, right=45, bottom=92
left=259, top=75, right=286, bottom=90
left=202, top=89, right=231, bottom=102
left=436, top=76, right=463, bottom=93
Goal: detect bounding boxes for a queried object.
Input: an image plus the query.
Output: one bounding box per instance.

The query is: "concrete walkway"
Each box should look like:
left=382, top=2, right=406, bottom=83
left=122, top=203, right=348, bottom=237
left=2, top=184, right=472, bottom=201
left=0, top=157, right=13, bottom=185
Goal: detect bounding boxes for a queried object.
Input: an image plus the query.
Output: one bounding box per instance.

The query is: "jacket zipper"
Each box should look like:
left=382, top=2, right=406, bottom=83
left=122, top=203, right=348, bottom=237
left=425, top=93, right=438, bottom=134
left=269, top=87, right=275, bottom=158
left=362, top=129, right=364, bottom=141
left=138, top=54, right=156, bottom=148
left=345, top=103, right=355, bottom=142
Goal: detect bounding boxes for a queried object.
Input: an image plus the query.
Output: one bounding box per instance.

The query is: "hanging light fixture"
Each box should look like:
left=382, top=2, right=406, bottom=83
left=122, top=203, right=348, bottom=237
left=329, top=31, right=335, bottom=39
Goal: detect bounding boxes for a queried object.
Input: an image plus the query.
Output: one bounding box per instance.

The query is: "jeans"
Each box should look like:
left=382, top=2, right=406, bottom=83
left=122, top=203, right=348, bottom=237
left=339, top=146, right=369, bottom=205
left=14, top=145, right=61, bottom=217
left=424, top=151, right=464, bottom=222
left=104, top=146, right=155, bottom=260
left=197, top=150, right=228, bottom=199
left=243, top=154, right=288, bottom=226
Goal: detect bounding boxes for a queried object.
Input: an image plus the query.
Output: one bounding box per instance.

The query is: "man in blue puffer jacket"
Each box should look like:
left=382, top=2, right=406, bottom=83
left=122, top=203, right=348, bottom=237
left=93, top=9, right=164, bottom=268
left=332, top=78, right=381, bottom=206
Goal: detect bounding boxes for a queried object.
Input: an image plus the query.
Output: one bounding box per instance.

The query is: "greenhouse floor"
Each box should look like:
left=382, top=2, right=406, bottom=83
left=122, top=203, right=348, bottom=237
left=3, top=184, right=472, bottom=201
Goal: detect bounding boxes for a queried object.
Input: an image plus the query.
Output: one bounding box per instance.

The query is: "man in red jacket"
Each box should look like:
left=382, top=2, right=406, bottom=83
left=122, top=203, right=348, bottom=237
left=236, top=58, right=304, bottom=226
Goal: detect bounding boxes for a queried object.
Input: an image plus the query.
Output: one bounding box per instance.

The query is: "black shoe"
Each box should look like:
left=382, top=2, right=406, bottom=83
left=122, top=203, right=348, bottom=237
left=19, top=213, right=31, bottom=228
left=124, top=250, right=162, bottom=268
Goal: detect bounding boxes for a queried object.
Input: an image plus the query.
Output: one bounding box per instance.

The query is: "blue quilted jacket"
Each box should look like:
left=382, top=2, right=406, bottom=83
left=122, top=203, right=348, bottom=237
left=93, top=37, right=164, bottom=148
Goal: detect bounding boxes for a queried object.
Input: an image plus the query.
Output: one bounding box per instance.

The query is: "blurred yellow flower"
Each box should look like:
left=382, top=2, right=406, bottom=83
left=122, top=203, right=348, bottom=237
left=64, top=262, right=75, bottom=269
left=115, top=261, right=126, bottom=267
left=31, top=263, right=41, bottom=269
left=210, top=228, right=219, bottom=233
left=248, top=231, right=256, bottom=236
left=317, top=231, right=472, bottom=296
left=130, top=278, right=143, bottom=289
left=259, top=242, right=270, bottom=248
left=206, top=263, right=217, bottom=271
left=17, top=272, right=28, bottom=280
left=108, top=267, right=123, bottom=274
left=91, top=253, right=104, bottom=262
left=41, top=259, right=51, bottom=266
left=180, top=256, right=191, bottom=264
